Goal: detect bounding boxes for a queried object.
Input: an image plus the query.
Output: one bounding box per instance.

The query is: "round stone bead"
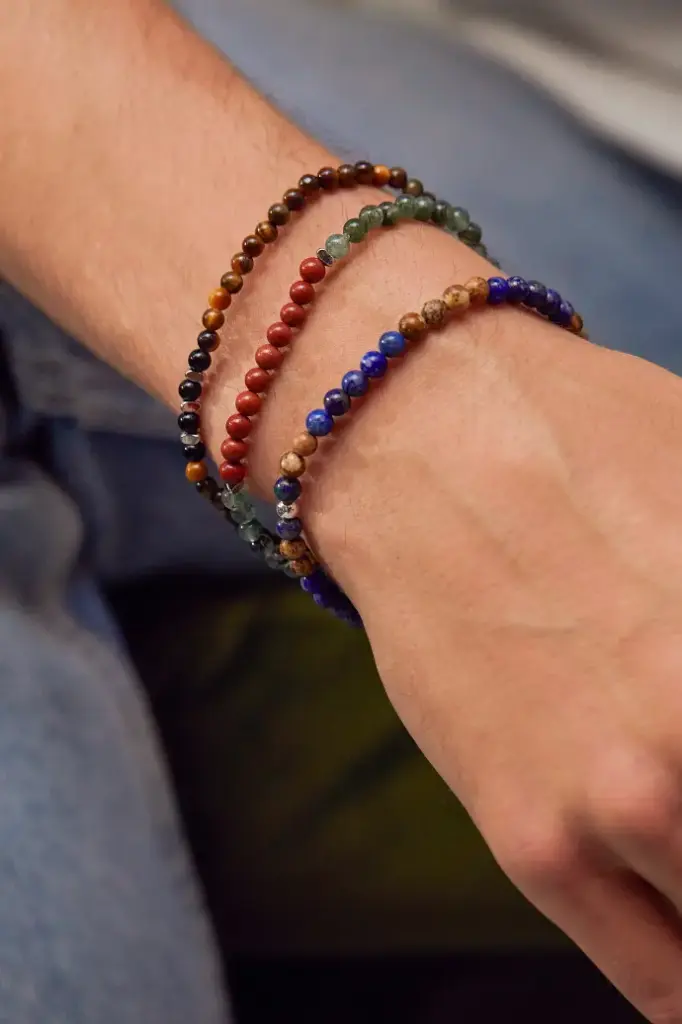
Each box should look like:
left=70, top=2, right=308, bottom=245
left=442, top=284, right=470, bottom=313
left=389, top=166, right=408, bottom=189
left=179, top=379, right=201, bottom=402
left=414, top=195, right=436, bottom=222
left=195, top=477, right=220, bottom=501
left=279, top=539, right=308, bottom=560
left=431, top=200, right=449, bottom=226
left=220, top=271, right=244, bottom=294
left=446, top=206, right=470, bottom=233
left=394, top=194, right=417, bottom=219
left=197, top=329, right=219, bottom=352
left=542, top=288, right=562, bottom=317
left=208, top=287, right=231, bottom=310
left=226, top=414, right=252, bottom=439
left=289, top=280, right=315, bottom=305
left=202, top=309, right=224, bottom=331
left=343, top=218, right=366, bottom=243
left=324, top=388, right=351, bottom=417
left=289, top=556, right=316, bottom=577
left=292, top=432, right=318, bottom=457
left=570, top=312, right=584, bottom=334
left=268, top=203, right=290, bottom=226
left=185, top=461, right=207, bottom=483
left=379, top=201, right=399, bottom=226
left=353, top=160, right=375, bottom=185
left=267, top=321, right=293, bottom=347
left=526, top=281, right=547, bottom=309
left=337, top=163, right=357, bottom=188
left=280, top=302, right=307, bottom=327
left=552, top=299, right=575, bottom=326
left=220, top=438, right=248, bottom=462
left=276, top=517, right=303, bottom=540
left=299, top=174, right=321, bottom=196
left=256, top=221, right=278, bottom=244
left=274, top=476, right=302, bottom=503
left=398, top=312, right=426, bottom=341
left=232, top=253, right=253, bottom=275
left=325, top=233, right=350, bottom=259
left=378, top=330, right=407, bottom=357
left=280, top=451, right=306, bottom=477
left=245, top=367, right=271, bottom=392
left=460, top=221, right=483, bottom=244
left=183, top=442, right=206, bottom=461
left=306, top=408, right=334, bottom=436
left=372, top=164, right=391, bottom=187
left=465, top=277, right=490, bottom=305
left=359, top=350, right=388, bottom=378
left=341, top=370, right=368, bottom=398
left=239, top=520, right=264, bottom=544
left=235, top=391, right=261, bottom=416
left=276, top=500, right=299, bottom=519
left=506, top=276, right=530, bottom=303
left=299, top=257, right=326, bottom=283
left=404, top=178, right=423, bottom=197
left=255, top=344, right=283, bottom=370
left=242, top=235, right=264, bottom=258
left=283, top=188, right=306, bottom=211
left=487, top=277, right=510, bottom=305
left=188, top=348, right=211, bottom=371
left=178, top=410, right=200, bottom=433
left=421, top=298, right=448, bottom=326
left=358, top=205, right=384, bottom=230
left=219, top=461, right=246, bottom=487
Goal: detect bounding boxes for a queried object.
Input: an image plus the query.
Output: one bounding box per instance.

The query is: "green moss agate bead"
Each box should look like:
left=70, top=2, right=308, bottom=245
left=414, top=194, right=436, bottom=221
left=461, top=221, right=483, bottom=244
left=343, top=218, right=366, bottom=243
left=359, top=205, right=384, bottom=230
left=325, top=233, right=351, bottom=259
left=431, top=200, right=450, bottom=225
left=447, top=206, right=471, bottom=233
left=379, top=201, right=399, bottom=226
left=394, top=194, right=418, bottom=219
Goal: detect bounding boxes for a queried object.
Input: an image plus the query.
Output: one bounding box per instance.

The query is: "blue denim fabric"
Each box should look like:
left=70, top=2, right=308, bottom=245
left=0, top=0, right=681, bottom=1020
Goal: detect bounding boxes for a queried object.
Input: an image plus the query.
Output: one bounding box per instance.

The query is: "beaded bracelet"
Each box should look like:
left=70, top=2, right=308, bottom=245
left=273, top=274, right=586, bottom=624
left=218, top=192, right=494, bottom=490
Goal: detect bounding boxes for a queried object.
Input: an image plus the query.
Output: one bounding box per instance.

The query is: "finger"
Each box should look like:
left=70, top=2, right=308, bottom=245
left=605, top=819, right=682, bottom=915
left=535, top=866, right=682, bottom=1022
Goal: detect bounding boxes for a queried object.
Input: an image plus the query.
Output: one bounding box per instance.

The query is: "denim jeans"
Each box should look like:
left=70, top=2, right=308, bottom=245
left=0, top=1, right=680, bottom=1020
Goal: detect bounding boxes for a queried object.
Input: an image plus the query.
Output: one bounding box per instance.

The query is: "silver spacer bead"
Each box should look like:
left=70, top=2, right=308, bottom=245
left=180, top=401, right=201, bottom=413
left=185, top=370, right=204, bottom=383
left=276, top=500, right=299, bottom=520
left=316, top=248, right=334, bottom=267
left=180, top=432, right=201, bottom=446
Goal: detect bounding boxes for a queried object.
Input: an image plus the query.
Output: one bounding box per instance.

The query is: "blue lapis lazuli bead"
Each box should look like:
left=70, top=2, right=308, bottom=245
left=487, top=276, right=510, bottom=305
left=526, top=281, right=547, bottom=309
left=274, top=476, right=301, bottom=503
left=542, top=288, right=562, bottom=318
left=324, top=388, right=351, bottom=417
left=378, top=330, right=407, bottom=357
left=276, top=517, right=303, bottom=540
left=306, top=408, right=334, bottom=436
left=342, top=369, right=368, bottom=398
left=506, top=276, right=529, bottom=303
left=551, top=299, right=575, bottom=326
left=360, top=350, right=388, bottom=378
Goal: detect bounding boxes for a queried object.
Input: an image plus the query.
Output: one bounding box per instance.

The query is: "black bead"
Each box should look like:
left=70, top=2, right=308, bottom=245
left=195, top=477, right=219, bottom=500
left=179, top=379, right=202, bottom=402
left=188, top=348, right=211, bottom=372
left=183, top=442, right=206, bottom=461
left=197, top=330, right=219, bottom=352
left=178, top=410, right=200, bottom=433
left=431, top=200, right=449, bottom=226
left=250, top=536, right=270, bottom=554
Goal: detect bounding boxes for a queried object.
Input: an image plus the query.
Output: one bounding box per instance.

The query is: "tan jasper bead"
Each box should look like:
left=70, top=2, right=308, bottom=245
left=442, top=284, right=470, bottom=313
left=289, top=556, right=316, bottom=577
left=291, top=432, right=318, bottom=457
left=279, top=539, right=308, bottom=560
left=464, top=276, right=490, bottom=305
left=421, top=298, right=448, bottom=327
left=280, top=451, right=306, bottom=478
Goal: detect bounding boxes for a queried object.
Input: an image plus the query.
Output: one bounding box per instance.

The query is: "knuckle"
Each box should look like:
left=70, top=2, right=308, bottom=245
left=589, top=758, right=678, bottom=842
left=493, top=817, right=583, bottom=894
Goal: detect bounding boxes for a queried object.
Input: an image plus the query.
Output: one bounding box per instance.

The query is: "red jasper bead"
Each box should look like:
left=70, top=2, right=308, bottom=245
left=226, top=414, right=252, bottom=439
left=235, top=390, right=262, bottom=416
left=245, top=367, right=271, bottom=392
left=255, top=344, right=283, bottom=370
left=299, top=257, right=326, bottom=284
left=219, top=461, right=246, bottom=486
left=289, top=280, right=315, bottom=305
left=280, top=302, right=306, bottom=327
left=266, top=322, right=293, bottom=347
left=220, top=438, right=248, bottom=462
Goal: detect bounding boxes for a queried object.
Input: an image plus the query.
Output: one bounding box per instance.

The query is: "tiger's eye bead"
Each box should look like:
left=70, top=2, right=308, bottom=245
left=242, top=235, right=264, bottom=258
left=268, top=203, right=290, bottom=227
left=299, top=173, right=321, bottom=196
left=256, top=220, right=278, bottom=244
left=389, top=167, right=408, bottom=189
left=398, top=312, right=426, bottom=341
left=255, top=344, right=284, bottom=370
left=292, top=432, right=318, bottom=457
left=290, top=280, right=315, bottom=305
left=299, top=257, right=326, bottom=283
left=235, top=391, right=262, bottom=416
left=221, top=271, right=244, bottom=295
left=197, top=329, right=219, bottom=351
left=232, top=252, right=254, bottom=275
left=372, top=164, right=391, bottom=187
left=404, top=178, right=424, bottom=197
left=354, top=160, right=374, bottom=185
left=280, top=451, right=306, bottom=478
left=209, top=287, right=231, bottom=310
left=202, top=308, right=224, bottom=330
left=280, top=539, right=308, bottom=559
left=185, top=461, right=207, bottom=483
left=421, top=299, right=448, bottom=327
left=245, top=367, right=271, bottom=392
left=289, top=556, right=315, bottom=577
left=221, top=438, right=248, bottom=462
left=280, top=302, right=307, bottom=327
left=318, top=166, right=339, bottom=191
left=283, top=188, right=306, bottom=211
left=443, top=284, right=471, bottom=313
left=465, top=276, right=490, bottom=305
left=570, top=312, right=584, bottom=334
left=226, top=414, right=252, bottom=440
left=267, top=321, right=293, bottom=347
left=337, top=163, right=357, bottom=187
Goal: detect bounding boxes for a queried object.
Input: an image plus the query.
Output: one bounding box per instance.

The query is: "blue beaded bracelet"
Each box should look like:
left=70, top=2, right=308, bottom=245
left=273, top=274, right=586, bottom=624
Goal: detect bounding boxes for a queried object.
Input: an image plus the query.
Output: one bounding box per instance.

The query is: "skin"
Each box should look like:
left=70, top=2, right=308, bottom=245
left=4, top=1, right=682, bottom=1019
